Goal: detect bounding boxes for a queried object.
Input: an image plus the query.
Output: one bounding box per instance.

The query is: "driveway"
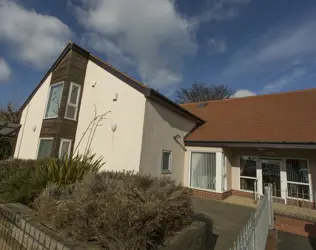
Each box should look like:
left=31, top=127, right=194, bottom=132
left=191, top=197, right=254, bottom=250
left=277, top=231, right=316, bottom=250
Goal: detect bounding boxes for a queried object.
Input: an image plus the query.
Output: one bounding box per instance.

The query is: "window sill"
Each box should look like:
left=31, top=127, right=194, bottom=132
left=43, top=116, right=59, bottom=120
left=161, top=170, right=172, bottom=174
left=64, top=116, right=77, bottom=121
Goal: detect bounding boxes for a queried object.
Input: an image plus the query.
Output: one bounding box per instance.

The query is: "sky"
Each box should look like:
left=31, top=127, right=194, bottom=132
left=1, top=0, right=316, bottom=107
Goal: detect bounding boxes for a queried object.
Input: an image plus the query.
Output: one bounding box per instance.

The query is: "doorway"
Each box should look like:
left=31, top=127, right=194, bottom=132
left=261, top=159, right=281, bottom=197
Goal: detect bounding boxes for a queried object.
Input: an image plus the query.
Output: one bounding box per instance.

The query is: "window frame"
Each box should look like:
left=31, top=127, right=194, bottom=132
left=36, top=137, right=53, bottom=159
left=44, top=82, right=64, bottom=119
left=64, top=82, right=81, bottom=121
left=58, top=138, right=72, bottom=159
left=188, top=151, right=217, bottom=191
left=161, top=150, right=172, bottom=173
left=285, top=159, right=311, bottom=200
left=240, top=156, right=258, bottom=193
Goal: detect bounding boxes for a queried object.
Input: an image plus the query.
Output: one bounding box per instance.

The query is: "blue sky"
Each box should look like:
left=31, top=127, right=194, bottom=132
left=1, top=0, right=316, bottom=107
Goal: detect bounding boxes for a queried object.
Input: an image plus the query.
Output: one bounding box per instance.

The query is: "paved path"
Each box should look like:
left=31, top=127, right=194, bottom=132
left=277, top=231, right=316, bottom=250
left=191, top=197, right=254, bottom=250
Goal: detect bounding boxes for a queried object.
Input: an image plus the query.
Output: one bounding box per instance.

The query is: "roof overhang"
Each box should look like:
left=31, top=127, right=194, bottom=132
left=0, top=121, right=21, bottom=138
left=185, top=140, right=316, bottom=149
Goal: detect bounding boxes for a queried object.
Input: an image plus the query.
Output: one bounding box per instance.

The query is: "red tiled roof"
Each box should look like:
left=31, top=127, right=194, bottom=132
left=182, top=88, right=316, bottom=143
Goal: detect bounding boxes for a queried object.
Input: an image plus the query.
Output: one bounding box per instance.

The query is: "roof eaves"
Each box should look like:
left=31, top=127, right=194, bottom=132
left=146, top=89, right=205, bottom=124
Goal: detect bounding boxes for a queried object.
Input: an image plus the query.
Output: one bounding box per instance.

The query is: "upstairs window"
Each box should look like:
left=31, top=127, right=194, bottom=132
left=65, top=82, right=81, bottom=120
left=45, top=83, right=64, bottom=118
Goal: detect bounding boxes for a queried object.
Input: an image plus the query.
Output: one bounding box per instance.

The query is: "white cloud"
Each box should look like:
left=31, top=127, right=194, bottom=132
left=73, top=0, right=249, bottom=88
left=0, top=0, right=72, bottom=69
left=72, top=0, right=197, bottom=88
left=0, top=58, right=11, bottom=82
left=222, top=18, right=316, bottom=79
left=231, top=89, right=256, bottom=98
left=263, top=68, right=307, bottom=93
left=195, top=0, right=250, bottom=23
left=209, top=38, right=227, bottom=54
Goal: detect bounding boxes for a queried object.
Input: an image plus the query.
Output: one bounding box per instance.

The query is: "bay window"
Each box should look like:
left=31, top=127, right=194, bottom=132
left=190, top=152, right=216, bottom=190
left=65, top=82, right=81, bottom=120
left=45, top=83, right=64, bottom=118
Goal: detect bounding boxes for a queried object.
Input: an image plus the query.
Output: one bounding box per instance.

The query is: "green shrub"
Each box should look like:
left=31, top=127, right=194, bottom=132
left=34, top=172, right=193, bottom=249
left=0, top=137, right=12, bottom=160
left=37, top=153, right=104, bottom=186
left=0, top=159, right=51, bottom=204
left=0, top=154, right=104, bottom=205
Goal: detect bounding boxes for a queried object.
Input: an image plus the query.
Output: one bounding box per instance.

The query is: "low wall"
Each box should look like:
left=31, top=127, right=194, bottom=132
left=160, top=221, right=206, bottom=250
left=0, top=203, right=207, bottom=250
left=275, top=214, right=316, bottom=237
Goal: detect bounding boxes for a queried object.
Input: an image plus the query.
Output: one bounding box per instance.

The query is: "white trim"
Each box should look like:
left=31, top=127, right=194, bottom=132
left=238, top=155, right=313, bottom=202
left=59, top=138, right=72, bottom=158
left=36, top=137, right=53, bottom=159
left=161, top=150, right=172, bottom=173
left=44, top=82, right=64, bottom=119
left=65, top=82, right=81, bottom=121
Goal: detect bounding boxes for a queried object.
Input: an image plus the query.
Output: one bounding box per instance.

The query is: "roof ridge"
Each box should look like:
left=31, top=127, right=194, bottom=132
left=181, top=87, right=316, bottom=106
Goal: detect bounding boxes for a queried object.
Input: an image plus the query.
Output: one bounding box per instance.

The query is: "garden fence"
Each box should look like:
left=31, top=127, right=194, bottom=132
left=230, top=185, right=274, bottom=250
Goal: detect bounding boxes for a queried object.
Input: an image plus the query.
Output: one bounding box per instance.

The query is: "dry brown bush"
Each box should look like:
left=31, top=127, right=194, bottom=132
left=34, top=171, right=193, bottom=249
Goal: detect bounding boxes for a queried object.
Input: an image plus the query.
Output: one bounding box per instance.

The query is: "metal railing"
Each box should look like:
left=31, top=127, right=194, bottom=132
left=230, top=185, right=274, bottom=250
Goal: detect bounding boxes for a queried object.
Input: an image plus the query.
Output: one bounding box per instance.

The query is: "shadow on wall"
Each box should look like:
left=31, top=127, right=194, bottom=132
left=148, top=100, right=195, bottom=133
left=305, top=223, right=316, bottom=250
left=193, top=212, right=218, bottom=250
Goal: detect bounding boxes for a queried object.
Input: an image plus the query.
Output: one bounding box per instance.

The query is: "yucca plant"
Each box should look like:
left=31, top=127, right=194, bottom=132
left=37, top=153, right=104, bottom=186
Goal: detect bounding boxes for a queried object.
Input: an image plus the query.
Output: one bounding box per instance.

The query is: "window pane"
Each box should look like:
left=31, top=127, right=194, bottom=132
left=287, top=183, right=310, bottom=199
left=286, top=159, right=309, bottom=183
left=162, top=151, right=171, bottom=171
left=69, top=85, right=79, bottom=104
left=66, top=105, right=76, bottom=119
left=240, top=156, right=257, bottom=177
left=45, top=84, right=63, bottom=118
left=60, top=141, right=70, bottom=158
left=190, top=152, right=216, bottom=190
left=240, top=178, right=256, bottom=191
left=37, top=140, right=53, bottom=159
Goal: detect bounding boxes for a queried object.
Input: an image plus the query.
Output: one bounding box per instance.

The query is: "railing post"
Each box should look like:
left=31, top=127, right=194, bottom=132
left=265, top=184, right=274, bottom=229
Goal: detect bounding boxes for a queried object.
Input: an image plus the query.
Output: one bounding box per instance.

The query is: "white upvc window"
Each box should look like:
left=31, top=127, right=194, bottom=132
left=65, top=82, right=81, bottom=120
left=240, top=156, right=258, bottom=192
left=161, top=150, right=172, bottom=173
left=286, top=159, right=310, bottom=200
left=44, top=82, right=64, bottom=119
left=59, top=139, right=72, bottom=159
left=190, top=152, right=217, bottom=191
left=37, top=138, right=53, bottom=159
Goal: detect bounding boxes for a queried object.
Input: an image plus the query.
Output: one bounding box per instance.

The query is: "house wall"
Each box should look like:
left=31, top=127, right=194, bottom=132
left=74, top=60, right=146, bottom=172
left=225, top=148, right=316, bottom=201
left=139, top=100, right=196, bottom=184
left=14, top=73, right=53, bottom=159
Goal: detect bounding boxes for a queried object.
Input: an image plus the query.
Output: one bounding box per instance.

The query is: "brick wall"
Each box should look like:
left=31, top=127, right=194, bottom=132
left=287, top=199, right=315, bottom=209
left=275, top=214, right=316, bottom=237
left=232, top=189, right=254, bottom=199
left=191, top=189, right=232, bottom=200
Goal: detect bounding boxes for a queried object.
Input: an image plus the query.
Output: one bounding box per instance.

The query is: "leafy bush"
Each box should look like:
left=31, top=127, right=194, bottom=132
left=0, top=137, right=12, bottom=160
left=0, top=154, right=104, bottom=205
left=0, top=159, right=51, bottom=204
left=37, top=153, right=104, bottom=186
left=34, top=172, right=193, bottom=249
